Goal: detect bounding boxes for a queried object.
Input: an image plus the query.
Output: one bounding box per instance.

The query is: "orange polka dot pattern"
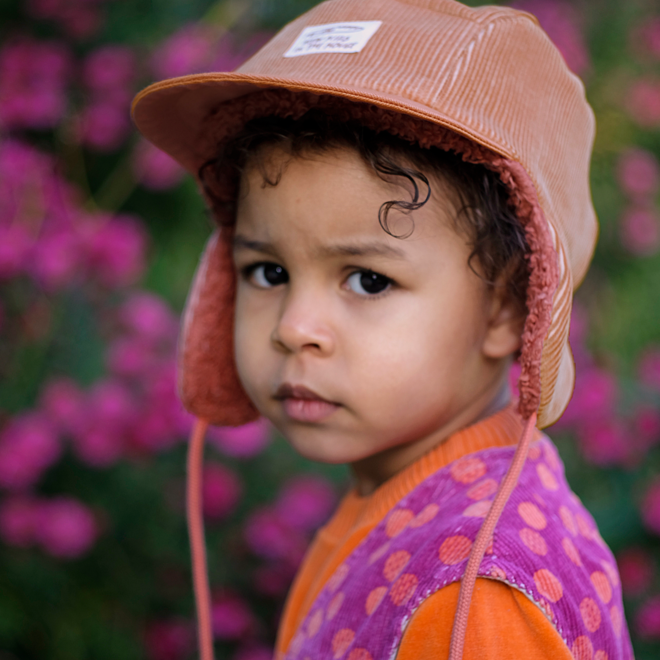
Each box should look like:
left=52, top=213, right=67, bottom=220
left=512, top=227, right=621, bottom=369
left=283, top=438, right=633, bottom=660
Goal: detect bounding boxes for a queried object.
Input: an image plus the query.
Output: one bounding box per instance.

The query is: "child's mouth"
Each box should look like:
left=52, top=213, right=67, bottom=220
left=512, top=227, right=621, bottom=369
left=275, top=384, right=340, bottom=423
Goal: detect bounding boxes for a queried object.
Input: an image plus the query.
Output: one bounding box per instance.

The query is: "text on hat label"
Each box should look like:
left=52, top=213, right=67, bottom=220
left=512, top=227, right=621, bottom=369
left=284, top=21, right=383, bottom=58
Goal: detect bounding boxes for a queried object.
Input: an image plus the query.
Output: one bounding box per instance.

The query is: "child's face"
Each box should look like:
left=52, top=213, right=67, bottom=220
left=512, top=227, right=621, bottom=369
left=233, top=146, right=521, bottom=493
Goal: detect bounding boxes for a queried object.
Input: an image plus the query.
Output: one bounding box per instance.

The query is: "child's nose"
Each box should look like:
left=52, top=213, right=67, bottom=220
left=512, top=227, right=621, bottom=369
left=271, top=287, right=335, bottom=355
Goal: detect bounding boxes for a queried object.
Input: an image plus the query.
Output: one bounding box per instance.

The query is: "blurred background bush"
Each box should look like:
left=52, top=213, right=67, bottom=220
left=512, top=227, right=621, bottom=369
left=1, top=0, right=660, bottom=658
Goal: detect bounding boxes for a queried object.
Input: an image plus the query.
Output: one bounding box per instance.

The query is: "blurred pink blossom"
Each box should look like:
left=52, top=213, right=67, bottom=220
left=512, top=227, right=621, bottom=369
left=233, top=644, right=274, bottom=660
left=203, top=463, right=242, bottom=520
left=119, top=292, right=178, bottom=343
left=275, top=475, right=335, bottom=531
left=626, top=79, right=660, bottom=128
left=132, top=140, right=185, bottom=191
left=508, top=360, right=521, bottom=399
left=632, top=18, right=660, bottom=60
left=70, top=379, right=134, bottom=466
left=244, top=506, right=307, bottom=564
left=211, top=593, right=254, bottom=640
left=617, top=547, right=654, bottom=597
left=253, top=562, right=296, bottom=597
left=144, top=619, right=194, bottom=660
left=83, top=45, right=135, bottom=94
left=620, top=207, right=660, bottom=256
left=577, top=418, right=631, bottom=466
left=639, top=349, right=660, bottom=391
left=0, top=38, right=72, bottom=129
left=150, top=25, right=216, bottom=79
left=616, top=148, right=660, bottom=199
left=0, top=413, right=61, bottom=490
left=511, top=1, right=590, bottom=75
left=35, top=497, right=98, bottom=558
left=636, top=595, right=660, bottom=639
left=208, top=418, right=271, bottom=458
left=641, top=481, right=660, bottom=536
left=106, top=336, right=159, bottom=378
left=39, top=377, right=86, bottom=435
left=31, top=230, right=82, bottom=290
left=557, top=366, right=618, bottom=427
left=84, top=215, right=147, bottom=288
left=0, top=495, right=40, bottom=547
left=75, top=100, right=131, bottom=152
left=27, top=0, right=105, bottom=39
left=633, top=406, right=660, bottom=451
left=0, top=224, right=32, bottom=279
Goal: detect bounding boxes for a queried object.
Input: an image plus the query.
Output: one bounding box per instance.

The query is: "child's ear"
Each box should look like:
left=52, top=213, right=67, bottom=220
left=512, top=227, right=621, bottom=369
left=481, top=276, right=526, bottom=359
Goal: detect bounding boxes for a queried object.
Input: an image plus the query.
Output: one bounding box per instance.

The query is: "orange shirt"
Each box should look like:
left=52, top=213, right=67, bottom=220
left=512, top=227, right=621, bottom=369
left=275, top=405, right=574, bottom=659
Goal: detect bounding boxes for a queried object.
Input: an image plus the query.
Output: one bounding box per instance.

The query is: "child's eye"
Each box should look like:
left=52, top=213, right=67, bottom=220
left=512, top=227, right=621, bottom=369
left=346, top=270, right=392, bottom=296
left=246, top=262, right=289, bottom=288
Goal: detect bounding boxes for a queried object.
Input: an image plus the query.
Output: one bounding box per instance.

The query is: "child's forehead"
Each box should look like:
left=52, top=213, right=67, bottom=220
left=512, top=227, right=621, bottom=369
left=237, top=143, right=459, bottom=238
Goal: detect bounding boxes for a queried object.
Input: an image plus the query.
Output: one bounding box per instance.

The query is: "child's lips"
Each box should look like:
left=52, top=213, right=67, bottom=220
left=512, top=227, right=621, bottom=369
left=274, top=383, right=340, bottom=423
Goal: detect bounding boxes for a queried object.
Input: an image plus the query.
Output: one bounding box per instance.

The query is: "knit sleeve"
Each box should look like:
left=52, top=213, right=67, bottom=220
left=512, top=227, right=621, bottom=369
left=396, top=577, right=574, bottom=660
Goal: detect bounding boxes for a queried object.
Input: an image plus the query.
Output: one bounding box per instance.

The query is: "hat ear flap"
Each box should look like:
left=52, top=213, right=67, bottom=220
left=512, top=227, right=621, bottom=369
left=178, top=228, right=259, bottom=426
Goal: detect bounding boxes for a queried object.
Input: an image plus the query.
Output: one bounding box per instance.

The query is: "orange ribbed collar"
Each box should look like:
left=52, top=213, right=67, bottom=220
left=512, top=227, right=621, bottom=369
left=322, top=402, right=528, bottom=540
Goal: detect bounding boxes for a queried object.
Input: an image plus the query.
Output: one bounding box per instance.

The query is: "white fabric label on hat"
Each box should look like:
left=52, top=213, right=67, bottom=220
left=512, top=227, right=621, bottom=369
left=284, top=21, right=382, bottom=58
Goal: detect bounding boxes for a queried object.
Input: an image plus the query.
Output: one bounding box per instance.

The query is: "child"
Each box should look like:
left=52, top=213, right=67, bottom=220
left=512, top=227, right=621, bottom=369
left=132, top=1, right=635, bottom=658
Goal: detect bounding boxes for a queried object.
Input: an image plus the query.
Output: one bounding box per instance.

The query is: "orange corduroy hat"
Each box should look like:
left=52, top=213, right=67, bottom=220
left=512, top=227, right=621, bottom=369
left=133, top=0, right=596, bottom=433
left=132, top=1, right=597, bottom=658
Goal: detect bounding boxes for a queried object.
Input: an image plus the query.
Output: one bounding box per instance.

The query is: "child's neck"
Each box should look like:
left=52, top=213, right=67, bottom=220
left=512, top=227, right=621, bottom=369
left=350, top=381, right=513, bottom=497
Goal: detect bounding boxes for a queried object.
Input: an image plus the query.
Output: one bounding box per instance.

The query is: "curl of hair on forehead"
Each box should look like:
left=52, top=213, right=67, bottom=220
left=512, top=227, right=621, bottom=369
left=199, top=109, right=530, bottom=314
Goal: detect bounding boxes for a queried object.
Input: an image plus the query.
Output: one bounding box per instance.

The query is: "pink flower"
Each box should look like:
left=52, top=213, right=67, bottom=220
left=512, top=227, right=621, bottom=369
left=0, top=495, right=39, bottom=547
left=620, top=207, right=660, bottom=256
left=211, top=593, right=254, bottom=640
left=0, top=38, right=72, bottom=130
left=0, top=413, right=61, bottom=490
left=233, top=644, right=274, bottom=660
left=244, top=506, right=307, bottom=564
left=636, top=595, right=660, bottom=639
left=0, top=224, right=32, bottom=280
left=143, top=619, right=194, bottom=660
left=639, top=349, right=660, bottom=391
left=30, top=230, right=82, bottom=291
left=106, top=336, right=159, bottom=379
left=150, top=25, right=216, bottom=79
left=253, top=562, right=296, bottom=597
left=73, top=426, right=124, bottom=467
left=559, top=366, right=618, bottom=427
left=35, top=497, right=98, bottom=558
left=27, top=0, right=105, bottom=39
left=39, top=377, right=86, bottom=436
left=119, top=292, right=178, bottom=343
left=617, top=148, right=660, bottom=199
left=70, top=379, right=134, bottom=466
left=84, top=215, right=147, bottom=288
left=83, top=45, right=135, bottom=94
left=511, top=1, right=589, bottom=75
left=641, top=481, right=660, bottom=536
left=202, top=463, right=242, bottom=520
left=208, top=419, right=271, bottom=458
left=633, top=406, right=660, bottom=452
left=633, top=18, right=660, bottom=60
left=275, top=475, right=335, bottom=531
left=626, top=79, right=660, bottom=127
left=75, top=100, right=131, bottom=152
left=617, top=547, right=654, bottom=597
left=577, top=418, right=631, bottom=466
left=132, top=140, right=185, bottom=191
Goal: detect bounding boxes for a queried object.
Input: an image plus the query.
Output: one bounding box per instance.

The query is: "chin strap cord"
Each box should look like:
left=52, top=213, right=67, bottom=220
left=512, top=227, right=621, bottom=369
left=187, top=417, right=214, bottom=660
left=448, top=411, right=537, bottom=660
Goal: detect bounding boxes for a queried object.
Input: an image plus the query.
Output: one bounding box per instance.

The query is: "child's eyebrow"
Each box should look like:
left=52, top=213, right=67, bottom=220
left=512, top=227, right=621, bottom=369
left=232, top=235, right=406, bottom=260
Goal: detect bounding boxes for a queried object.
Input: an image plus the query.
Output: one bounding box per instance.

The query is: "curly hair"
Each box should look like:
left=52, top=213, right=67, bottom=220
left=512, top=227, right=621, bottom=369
left=199, top=109, right=530, bottom=311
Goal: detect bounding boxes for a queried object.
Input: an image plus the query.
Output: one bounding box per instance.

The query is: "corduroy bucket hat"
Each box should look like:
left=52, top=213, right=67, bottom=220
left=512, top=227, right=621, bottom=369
left=132, top=1, right=598, bottom=658
left=132, top=0, right=597, bottom=433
